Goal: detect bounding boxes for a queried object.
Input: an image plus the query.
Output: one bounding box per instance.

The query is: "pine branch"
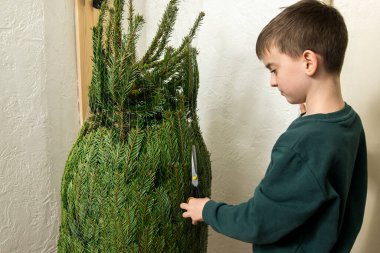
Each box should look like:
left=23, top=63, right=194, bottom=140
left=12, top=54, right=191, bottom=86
left=140, top=0, right=179, bottom=64
left=173, top=12, right=205, bottom=58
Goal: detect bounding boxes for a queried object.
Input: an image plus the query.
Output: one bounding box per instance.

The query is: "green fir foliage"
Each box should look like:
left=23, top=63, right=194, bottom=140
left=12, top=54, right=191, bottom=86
left=58, top=0, right=211, bottom=252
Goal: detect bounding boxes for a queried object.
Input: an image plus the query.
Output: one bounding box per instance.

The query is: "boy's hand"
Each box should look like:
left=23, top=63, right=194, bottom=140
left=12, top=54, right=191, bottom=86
left=180, top=197, right=210, bottom=225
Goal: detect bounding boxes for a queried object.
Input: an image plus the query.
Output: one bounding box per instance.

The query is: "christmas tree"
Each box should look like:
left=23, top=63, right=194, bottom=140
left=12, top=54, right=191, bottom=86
left=58, top=0, right=211, bottom=252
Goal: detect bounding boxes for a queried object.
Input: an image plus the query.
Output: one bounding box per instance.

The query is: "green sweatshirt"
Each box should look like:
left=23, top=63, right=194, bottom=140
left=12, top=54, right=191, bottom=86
left=203, top=103, right=367, bottom=253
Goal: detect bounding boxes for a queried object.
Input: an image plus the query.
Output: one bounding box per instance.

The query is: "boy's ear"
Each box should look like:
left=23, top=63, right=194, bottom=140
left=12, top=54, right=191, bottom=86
left=302, top=50, right=318, bottom=76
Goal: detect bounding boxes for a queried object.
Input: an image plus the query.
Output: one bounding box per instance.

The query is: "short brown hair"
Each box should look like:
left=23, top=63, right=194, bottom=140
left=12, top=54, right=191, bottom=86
left=256, top=0, right=348, bottom=74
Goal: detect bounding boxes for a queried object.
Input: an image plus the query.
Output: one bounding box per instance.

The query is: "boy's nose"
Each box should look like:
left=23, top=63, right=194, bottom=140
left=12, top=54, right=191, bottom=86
left=270, top=76, right=278, bottom=87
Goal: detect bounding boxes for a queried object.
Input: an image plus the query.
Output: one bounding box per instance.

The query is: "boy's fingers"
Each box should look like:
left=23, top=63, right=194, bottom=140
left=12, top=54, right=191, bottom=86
left=180, top=203, right=188, bottom=210
left=182, top=211, right=191, bottom=218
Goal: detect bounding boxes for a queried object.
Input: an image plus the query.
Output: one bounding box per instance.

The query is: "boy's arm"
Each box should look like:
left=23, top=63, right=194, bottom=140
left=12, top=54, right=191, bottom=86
left=202, top=146, right=326, bottom=244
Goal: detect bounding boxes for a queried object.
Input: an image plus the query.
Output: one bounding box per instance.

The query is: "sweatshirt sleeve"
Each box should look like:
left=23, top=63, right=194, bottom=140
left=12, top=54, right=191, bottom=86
left=202, top=146, right=326, bottom=244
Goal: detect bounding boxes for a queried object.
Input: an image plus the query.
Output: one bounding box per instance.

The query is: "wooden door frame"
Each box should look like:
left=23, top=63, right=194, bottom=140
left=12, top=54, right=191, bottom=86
left=74, top=0, right=100, bottom=125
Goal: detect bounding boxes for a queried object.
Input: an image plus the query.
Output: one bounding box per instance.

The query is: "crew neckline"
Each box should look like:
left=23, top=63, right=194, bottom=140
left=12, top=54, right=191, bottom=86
left=295, top=102, right=353, bottom=123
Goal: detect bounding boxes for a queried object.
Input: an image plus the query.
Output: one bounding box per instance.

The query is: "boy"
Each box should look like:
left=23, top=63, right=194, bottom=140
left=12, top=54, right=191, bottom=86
left=180, top=1, right=367, bottom=252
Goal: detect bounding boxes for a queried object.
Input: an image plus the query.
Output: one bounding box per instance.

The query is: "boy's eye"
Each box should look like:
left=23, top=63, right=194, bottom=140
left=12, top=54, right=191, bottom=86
left=270, top=69, right=276, bottom=74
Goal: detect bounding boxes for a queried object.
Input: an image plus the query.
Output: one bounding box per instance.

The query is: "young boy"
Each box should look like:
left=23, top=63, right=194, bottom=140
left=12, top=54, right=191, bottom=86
left=180, top=1, right=367, bottom=252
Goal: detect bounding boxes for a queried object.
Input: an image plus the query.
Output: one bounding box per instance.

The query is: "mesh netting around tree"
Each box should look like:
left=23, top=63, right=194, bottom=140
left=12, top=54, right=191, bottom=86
left=58, top=0, right=211, bottom=252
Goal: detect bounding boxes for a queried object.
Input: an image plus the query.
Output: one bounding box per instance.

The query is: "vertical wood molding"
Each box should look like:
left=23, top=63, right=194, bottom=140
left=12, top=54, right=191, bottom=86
left=74, top=0, right=100, bottom=125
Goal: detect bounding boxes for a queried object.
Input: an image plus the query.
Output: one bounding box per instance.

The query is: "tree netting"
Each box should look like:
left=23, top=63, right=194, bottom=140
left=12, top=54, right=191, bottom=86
left=58, top=0, right=211, bottom=252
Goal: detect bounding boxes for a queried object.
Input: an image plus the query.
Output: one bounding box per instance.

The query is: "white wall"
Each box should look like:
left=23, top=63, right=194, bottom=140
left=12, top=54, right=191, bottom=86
left=0, top=0, right=79, bottom=252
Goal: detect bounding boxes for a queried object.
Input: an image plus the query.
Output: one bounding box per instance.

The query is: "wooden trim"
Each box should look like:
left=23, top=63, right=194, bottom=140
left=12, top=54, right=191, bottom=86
left=74, top=0, right=100, bottom=125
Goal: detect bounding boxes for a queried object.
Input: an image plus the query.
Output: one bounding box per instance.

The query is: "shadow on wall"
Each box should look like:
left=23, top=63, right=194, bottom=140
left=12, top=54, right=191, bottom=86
left=362, top=94, right=380, bottom=253
left=363, top=153, right=380, bottom=252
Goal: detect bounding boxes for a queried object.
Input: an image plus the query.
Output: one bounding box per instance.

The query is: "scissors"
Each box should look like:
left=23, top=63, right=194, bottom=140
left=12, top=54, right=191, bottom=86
left=189, top=145, right=204, bottom=199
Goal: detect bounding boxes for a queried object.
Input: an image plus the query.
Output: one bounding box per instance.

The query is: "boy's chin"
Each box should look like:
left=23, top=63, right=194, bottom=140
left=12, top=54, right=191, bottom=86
left=283, top=96, right=294, bottom=104
left=284, top=97, right=302, bottom=105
